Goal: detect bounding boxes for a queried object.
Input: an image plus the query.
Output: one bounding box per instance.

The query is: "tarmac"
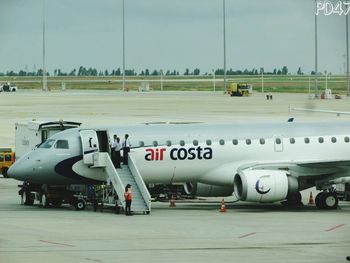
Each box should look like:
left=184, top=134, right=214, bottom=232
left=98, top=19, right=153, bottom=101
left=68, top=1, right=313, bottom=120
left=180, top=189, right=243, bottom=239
left=0, top=90, right=350, bottom=262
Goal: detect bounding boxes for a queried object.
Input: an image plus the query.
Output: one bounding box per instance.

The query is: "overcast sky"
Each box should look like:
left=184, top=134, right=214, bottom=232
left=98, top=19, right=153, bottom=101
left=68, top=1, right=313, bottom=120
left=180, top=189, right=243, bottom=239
left=0, top=0, right=346, bottom=74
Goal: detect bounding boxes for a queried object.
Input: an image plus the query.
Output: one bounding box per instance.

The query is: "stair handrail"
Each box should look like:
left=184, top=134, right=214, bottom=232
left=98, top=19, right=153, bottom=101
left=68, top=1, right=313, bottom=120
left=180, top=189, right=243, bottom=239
left=102, top=152, right=126, bottom=207
left=128, top=153, right=151, bottom=212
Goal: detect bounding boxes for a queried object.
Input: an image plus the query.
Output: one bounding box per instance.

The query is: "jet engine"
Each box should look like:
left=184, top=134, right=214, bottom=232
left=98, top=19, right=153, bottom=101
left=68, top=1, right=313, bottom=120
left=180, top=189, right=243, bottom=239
left=184, top=182, right=233, bottom=197
left=233, top=170, right=298, bottom=203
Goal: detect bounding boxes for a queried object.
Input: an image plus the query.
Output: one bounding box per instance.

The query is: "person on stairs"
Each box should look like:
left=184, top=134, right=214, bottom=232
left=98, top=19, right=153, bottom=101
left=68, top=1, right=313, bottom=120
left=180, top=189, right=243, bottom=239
left=111, top=134, right=118, bottom=167
left=114, top=137, right=122, bottom=168
left=122, top=134, right=131, bottom=165
left=124, top=184, right=133, bottom=216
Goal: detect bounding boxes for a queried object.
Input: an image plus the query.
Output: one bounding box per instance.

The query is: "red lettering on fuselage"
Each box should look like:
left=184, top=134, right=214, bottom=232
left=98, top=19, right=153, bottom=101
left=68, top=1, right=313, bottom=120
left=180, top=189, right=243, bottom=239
left=145, top=148, right=166, bottom=161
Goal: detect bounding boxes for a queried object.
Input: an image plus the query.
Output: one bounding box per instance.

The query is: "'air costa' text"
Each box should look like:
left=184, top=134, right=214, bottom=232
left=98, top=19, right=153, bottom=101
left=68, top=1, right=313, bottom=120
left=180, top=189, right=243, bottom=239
left=145, top=147, right=213, bottom=161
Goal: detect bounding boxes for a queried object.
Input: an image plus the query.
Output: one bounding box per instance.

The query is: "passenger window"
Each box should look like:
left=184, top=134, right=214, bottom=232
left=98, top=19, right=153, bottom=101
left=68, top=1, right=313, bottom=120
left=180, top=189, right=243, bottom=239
left=139, top=141, right=144, bottom=147
left=153, top=141, right=158, bottom=147
left=275, top=138, right=281, bottom=145
left=318, top=137, right=324, bottom=143
left=55, top=140, right=69, bottom=149
left=232, top=139, right=238, bottom=145
left=246, top=139, right=251, bottom=145
left=259, top=138, right=265, bottom=145
left=39, top=139, right=56, bottom=149
left=331, top=137, right=337, bottom=143
left=219, top=139, right=225, bottom=145
left=166, top=140, right=172, bottom=147
left=206, top=139, right=212, bottom=146
left=345, top=137, right=350, bottom=143
left=193, top=140, right=198, bottom=146
left=180, top=140, right=185, bottom=146
left=289, top=138, right=295, bottom=144
left=304, top=138, right=310, bottom=144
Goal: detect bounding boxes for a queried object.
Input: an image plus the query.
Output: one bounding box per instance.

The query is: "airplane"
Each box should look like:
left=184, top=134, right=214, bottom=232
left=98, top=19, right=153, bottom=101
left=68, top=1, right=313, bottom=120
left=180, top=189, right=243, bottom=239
left=7, top=121, right=350, bottom=210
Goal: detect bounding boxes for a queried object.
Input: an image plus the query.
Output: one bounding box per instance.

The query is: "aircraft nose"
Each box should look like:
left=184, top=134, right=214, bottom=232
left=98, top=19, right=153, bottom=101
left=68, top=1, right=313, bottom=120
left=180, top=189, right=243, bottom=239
left=7, top=161, right=26, bottom=181
left=7, top=164, right=15, bottom=178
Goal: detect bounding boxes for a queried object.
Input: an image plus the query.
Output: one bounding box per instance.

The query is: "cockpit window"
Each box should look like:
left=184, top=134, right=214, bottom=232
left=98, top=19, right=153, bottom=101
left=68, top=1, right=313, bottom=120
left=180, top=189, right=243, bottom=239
left=55, top=140, right=69, bottom=149
left=39, top=139, right=56, bottom=149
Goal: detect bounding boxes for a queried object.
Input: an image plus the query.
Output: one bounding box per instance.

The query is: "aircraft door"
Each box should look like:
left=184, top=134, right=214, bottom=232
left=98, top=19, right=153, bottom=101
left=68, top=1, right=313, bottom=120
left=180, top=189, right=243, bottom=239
left=273, top=135, right=283, bottom=152
left=80, top=130, right=99, bottom=165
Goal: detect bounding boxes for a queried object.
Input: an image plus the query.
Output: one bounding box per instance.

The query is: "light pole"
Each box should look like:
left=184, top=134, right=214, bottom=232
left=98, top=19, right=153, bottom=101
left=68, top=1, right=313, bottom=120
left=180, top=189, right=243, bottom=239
left=160, top=70, right=163, bottom=91
left=261, top=68, right=264, bottom=93
left=346, top=12, right=349, bottom=96
left=42, top=0, right=47, bottom=91
left=308, top=74, right=311, bottom=98
left=223, top=0, right=227, bottom=94
left=314, top=0, right=318, bottom=98
left=122, top=0, right=126, bottom=91
left=213, top=69, right=216, bottom=92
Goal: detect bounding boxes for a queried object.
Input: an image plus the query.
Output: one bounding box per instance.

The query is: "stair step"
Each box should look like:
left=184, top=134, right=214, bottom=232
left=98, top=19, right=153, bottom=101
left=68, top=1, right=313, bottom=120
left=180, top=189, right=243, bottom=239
left=102, top=153, right=150, bottom=213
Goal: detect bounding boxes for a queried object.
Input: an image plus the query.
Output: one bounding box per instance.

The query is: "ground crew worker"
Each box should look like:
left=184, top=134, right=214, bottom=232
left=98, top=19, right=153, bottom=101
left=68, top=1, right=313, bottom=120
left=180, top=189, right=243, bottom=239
left=124, top=184, right=132, bottom=216
left=122, top=134, right=131, bottom=165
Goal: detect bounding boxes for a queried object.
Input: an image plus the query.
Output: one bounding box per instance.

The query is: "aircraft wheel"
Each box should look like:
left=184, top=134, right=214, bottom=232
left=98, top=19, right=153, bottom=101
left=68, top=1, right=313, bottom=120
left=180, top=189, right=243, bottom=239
left=41, top=193, right=49, bottom=208
left=93, top=200, right=98, bottom=212
left=2, top=167, right=8, bottom=178
left=24, top=191, right=34, bottom=206
left=315, top=192, right=324, bottom=209
left=316, top=192, right=338, bottom=210
left=74, top=198, right=86, bottom=211
left=323, top=192, right=338, bottom=210
left=114, top=203, right=120, bottom=214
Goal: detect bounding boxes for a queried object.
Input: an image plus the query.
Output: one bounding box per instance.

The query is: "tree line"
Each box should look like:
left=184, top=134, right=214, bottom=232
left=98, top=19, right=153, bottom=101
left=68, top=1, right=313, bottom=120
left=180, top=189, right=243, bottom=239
left=0, top=66, right=310, bottom=77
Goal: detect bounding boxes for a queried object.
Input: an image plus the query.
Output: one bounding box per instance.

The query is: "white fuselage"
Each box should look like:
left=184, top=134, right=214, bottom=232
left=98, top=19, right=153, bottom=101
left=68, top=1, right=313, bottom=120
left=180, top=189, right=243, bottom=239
left=8, top=122, right=350, bottom=189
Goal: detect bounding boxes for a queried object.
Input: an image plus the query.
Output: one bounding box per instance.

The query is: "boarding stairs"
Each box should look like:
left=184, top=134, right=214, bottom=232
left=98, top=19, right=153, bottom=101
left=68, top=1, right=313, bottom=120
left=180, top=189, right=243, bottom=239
left=91, top=152, right=151, bottom=214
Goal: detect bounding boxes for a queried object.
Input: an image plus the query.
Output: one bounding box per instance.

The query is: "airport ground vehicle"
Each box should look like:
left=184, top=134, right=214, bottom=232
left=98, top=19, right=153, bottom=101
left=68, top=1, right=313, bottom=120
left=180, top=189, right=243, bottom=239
left=0, top=148, right=15, bottom=177
left=228, top=83, right=252, bottom=96
left=15, top=120, right=81, bottom=160
left=0, top=82, right=17, bottom=92
left=15, top=120, right=83, bottom=207
left=19, top=183, right=90, bottom=210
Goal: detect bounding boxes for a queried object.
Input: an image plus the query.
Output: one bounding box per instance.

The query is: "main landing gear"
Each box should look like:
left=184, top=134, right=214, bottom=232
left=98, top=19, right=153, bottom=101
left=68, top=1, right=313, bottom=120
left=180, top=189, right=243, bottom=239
left=315, top=191, right=339, bottom=210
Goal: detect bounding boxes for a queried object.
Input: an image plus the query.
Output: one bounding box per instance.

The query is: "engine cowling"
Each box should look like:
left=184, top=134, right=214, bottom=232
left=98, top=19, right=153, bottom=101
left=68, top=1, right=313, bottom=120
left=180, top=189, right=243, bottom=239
left=184, top=182, right=233, bottom=197
left=233, top=170, right=296, bottom=203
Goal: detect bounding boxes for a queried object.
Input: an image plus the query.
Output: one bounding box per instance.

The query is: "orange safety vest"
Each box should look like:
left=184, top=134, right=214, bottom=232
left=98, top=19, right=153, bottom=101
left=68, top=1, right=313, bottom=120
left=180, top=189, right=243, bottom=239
left=124, top=192, right=132, bottom=201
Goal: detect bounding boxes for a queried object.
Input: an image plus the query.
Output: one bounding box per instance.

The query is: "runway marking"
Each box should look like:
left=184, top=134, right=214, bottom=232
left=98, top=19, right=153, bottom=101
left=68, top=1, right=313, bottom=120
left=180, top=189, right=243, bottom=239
left=38, top=240, right=75, bottom=247
left=238, top=232, right=256, bottom=239
left=325, top=224, right=346, bottom=232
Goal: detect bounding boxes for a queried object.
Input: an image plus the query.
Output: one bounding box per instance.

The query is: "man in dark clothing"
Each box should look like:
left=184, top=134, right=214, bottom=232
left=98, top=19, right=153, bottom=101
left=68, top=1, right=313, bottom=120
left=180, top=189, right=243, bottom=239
left=122, top=134, right=131, bottom=165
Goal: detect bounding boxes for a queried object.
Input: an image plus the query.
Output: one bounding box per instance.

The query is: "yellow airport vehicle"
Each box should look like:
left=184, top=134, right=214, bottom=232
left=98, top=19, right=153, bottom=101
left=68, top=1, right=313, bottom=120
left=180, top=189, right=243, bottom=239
left=228, top=83, right=252, bottom=97
left=0, top=148, right=15, bottom=178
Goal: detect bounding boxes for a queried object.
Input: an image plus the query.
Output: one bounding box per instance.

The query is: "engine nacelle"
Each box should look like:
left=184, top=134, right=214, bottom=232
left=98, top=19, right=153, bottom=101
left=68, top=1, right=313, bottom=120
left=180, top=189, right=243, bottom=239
left=233, top=170, right=294, bottom=203
left=184, top=182, right=233, bottom=197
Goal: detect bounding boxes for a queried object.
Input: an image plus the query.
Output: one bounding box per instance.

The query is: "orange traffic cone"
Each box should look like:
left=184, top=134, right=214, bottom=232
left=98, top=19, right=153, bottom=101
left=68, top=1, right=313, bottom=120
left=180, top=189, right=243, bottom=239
left=220, top=198, right=227, bottom=212
left=169, top=195, right=176, bottom=208
left=309, top=192, right=314, bottom=205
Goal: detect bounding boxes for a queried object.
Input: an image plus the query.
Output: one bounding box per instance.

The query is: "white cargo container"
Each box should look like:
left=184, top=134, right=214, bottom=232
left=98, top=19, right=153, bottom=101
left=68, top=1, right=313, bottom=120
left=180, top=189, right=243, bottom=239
left=15, top=120, right=81, bottom=160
